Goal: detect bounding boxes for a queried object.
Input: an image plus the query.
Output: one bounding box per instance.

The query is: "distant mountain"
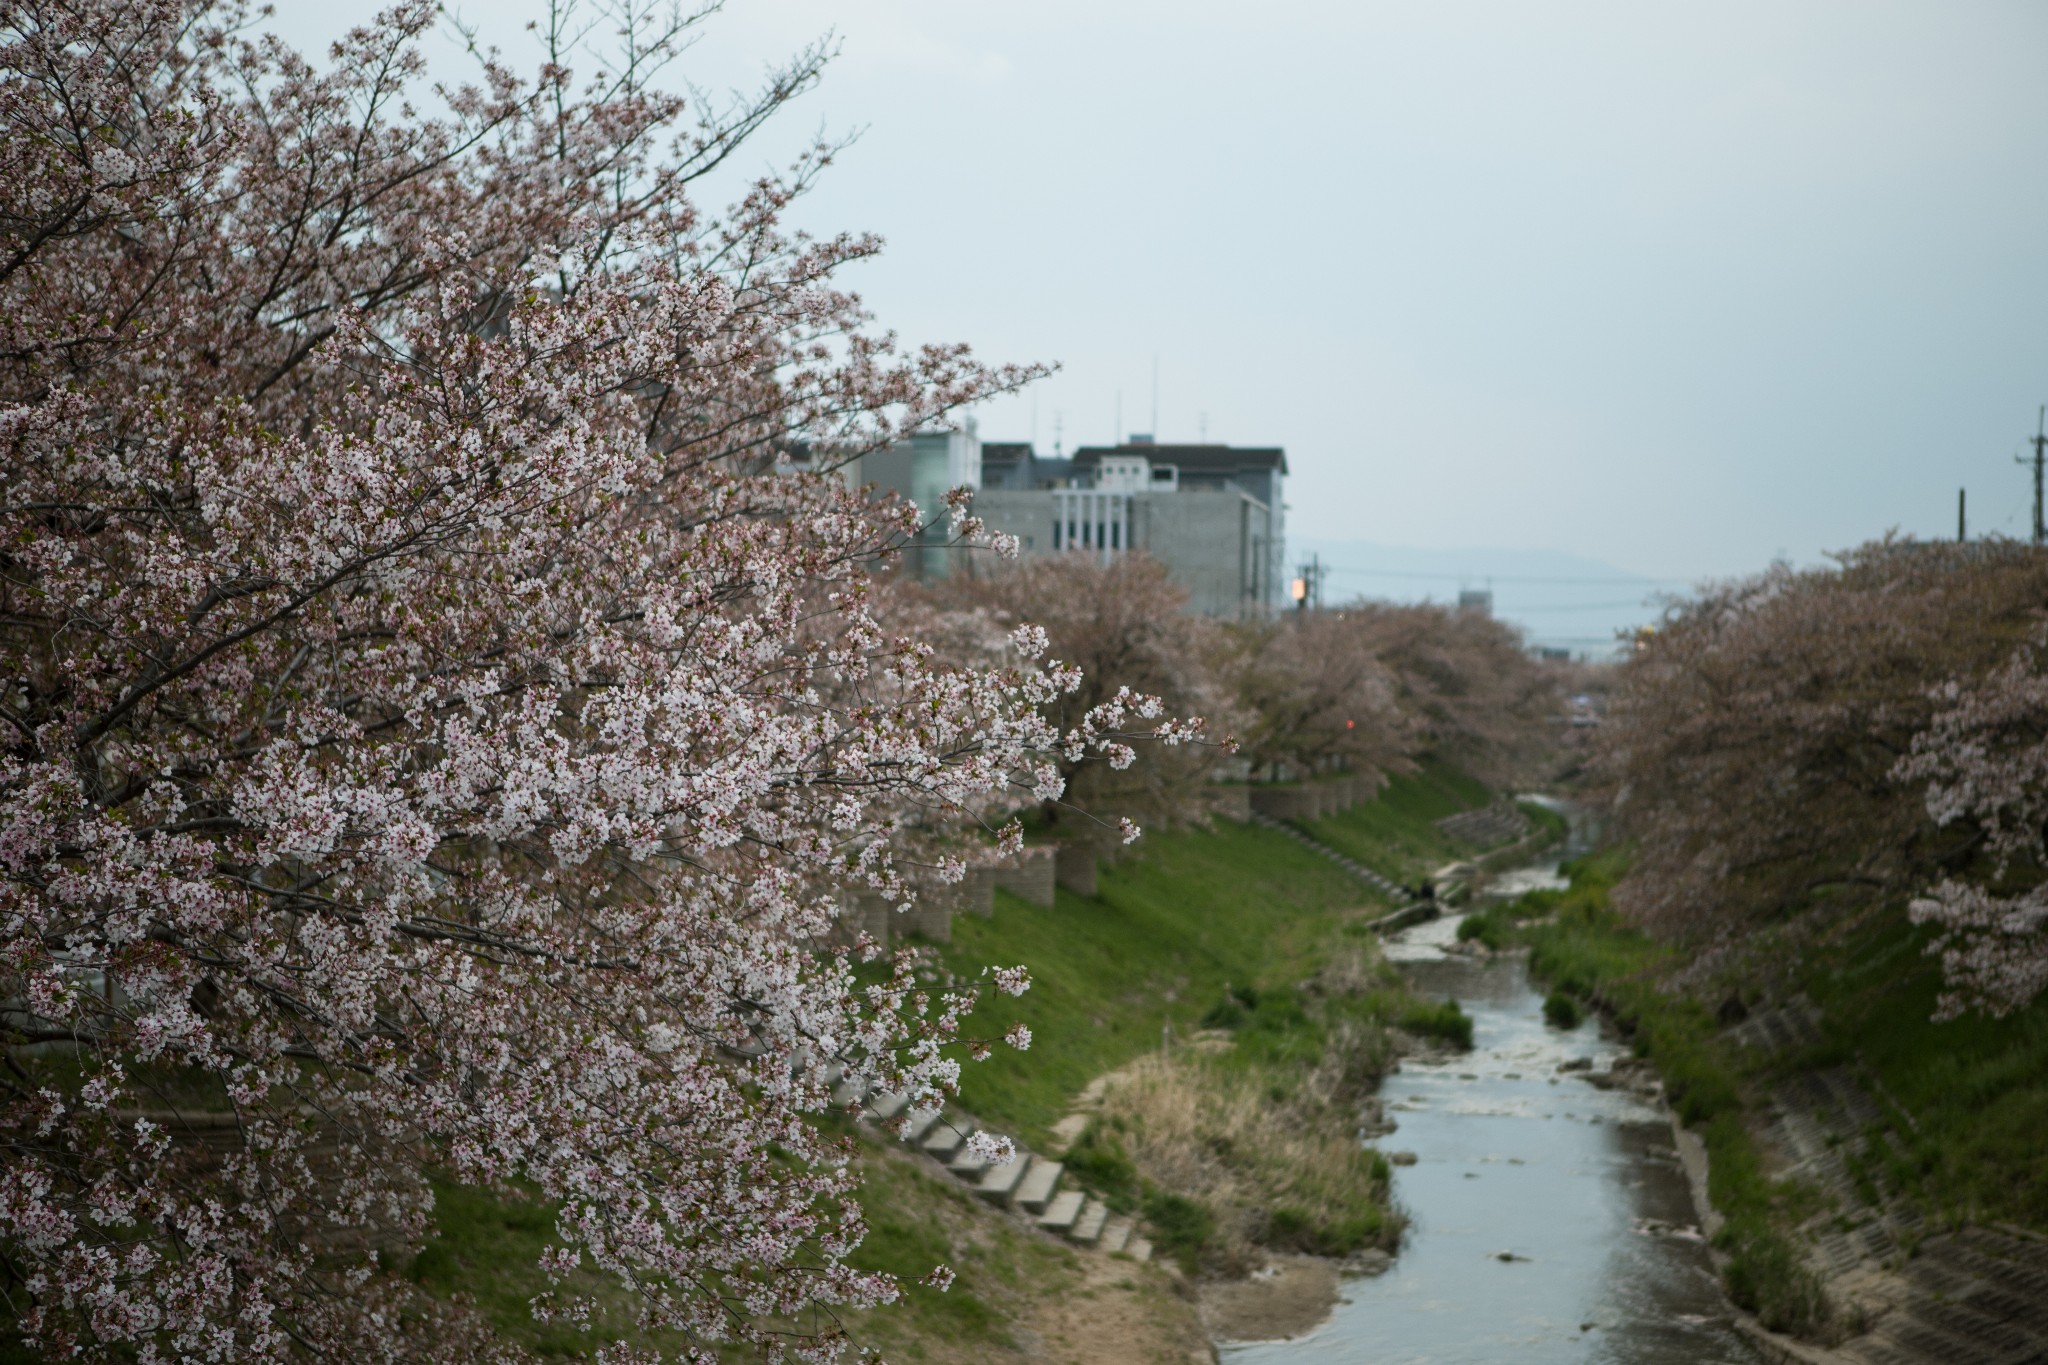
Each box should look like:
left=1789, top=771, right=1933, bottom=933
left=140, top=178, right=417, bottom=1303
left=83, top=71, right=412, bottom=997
left=1286, top=538, right=1700, bottom=660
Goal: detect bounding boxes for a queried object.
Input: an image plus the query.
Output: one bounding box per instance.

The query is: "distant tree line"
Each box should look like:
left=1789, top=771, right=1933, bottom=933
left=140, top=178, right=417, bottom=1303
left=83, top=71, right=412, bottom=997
left=1590, top=537, right=2048, bottom=1020
left=910, top=554, right=1567, bottom=851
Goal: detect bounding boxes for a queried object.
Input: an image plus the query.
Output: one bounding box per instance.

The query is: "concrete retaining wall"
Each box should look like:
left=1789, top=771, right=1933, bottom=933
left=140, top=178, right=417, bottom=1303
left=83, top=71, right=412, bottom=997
left=1055, top=844, right=1097, bottom=896
left=1208, top=783, right=1253, bottom=823
left=838, top=891, right=893, bottom=948
left=1249, top=776, right=1368, bottom=821
left=898, top=897, right=953, bottom=943
left=1249, top=785, right=1319, bottom=820
left=992, top=847, right=1056, bottom=907
left=957, top=865, right=997, bottom=918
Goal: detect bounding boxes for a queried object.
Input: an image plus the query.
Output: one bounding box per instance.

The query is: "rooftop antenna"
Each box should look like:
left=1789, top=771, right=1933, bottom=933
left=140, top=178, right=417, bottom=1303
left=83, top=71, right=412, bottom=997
left=1115, top=390, right=1122, bottom=446
left=1053, top=411, right=1064, bottom=458
left=1199, top=411, right=1209, bottom=442
left=1150, top=353, right=1159, bottom=441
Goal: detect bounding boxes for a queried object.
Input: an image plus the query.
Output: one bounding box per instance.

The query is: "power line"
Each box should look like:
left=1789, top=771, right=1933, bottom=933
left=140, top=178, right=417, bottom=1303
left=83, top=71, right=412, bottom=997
left=1318, top=566, right=1686, bottom=587
left=1497, top=599, right=1658, bottom=613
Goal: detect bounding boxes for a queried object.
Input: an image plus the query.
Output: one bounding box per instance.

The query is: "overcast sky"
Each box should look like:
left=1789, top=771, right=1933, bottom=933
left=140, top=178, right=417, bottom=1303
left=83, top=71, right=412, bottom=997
left=277, top=1, right=2048, bottom=587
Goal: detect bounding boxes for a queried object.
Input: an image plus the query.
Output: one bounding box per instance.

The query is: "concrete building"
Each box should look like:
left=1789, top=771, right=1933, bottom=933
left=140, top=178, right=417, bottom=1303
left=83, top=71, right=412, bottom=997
left=837, top=424, right=985, bottom=579
left=976, top=438, right=1287, bottom=618
left=847, top=430, right=1287, bottom=618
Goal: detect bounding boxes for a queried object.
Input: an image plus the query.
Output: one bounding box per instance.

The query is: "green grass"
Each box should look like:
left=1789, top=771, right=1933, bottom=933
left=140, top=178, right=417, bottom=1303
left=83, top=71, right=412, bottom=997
left=1140, top=1189, right=1216, bottom=1276
left=1300, top=763, right=1490, bottom=886
left=1542, top=991, right=1581, bottom=1029
left=1396, top=997, right=1475, bottom=1049
left=1457, top=887, right=1563, bottom=951
left=938, top=816, right=1378, bottom=1144
left=1800, top=914, right=2048, bottom=1230
left=839, top=1151, right=1061, bottom=1351
left=924, top=775, right=1487, bottom=1269
left=410, top=1181, right=573, bottom=1351
left=1516, top=799, right=1571, bottom=845
left=407, top=1139, right=1074, bottom=1360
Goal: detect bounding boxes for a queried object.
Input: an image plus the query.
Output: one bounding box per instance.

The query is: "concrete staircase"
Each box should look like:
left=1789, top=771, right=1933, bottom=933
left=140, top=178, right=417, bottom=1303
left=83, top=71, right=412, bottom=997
left=1248, top=812, right=1413, bottom=904
left=819, top=1063, right=1152, bottom=1263
left=1434, top=802, right=1530, bottom=848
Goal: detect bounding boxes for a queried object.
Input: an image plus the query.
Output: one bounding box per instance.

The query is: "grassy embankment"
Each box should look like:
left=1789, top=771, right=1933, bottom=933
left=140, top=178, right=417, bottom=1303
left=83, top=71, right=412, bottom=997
left=339, top=764, right=1505, bottom=1358
left=1306, top=768, right=1569, bottom=891
left=934, top=763, right=1494, bottom=1274
left=1460, top=849, right=2048, bottom=1338
left=946, top=763, right=1495, bottom=1141
left=1300, top=766, right=1491, bottom=886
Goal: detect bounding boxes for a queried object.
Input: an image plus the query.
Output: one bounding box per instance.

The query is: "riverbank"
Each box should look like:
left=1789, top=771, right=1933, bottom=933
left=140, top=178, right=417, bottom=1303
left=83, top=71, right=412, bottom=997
left=928, top=766, right=1511, bottom=1293
left=1224, top=879, right=1766, bottom=1365
left=1463, top=850, right=2048, bottom=1363
left=380, top=765, right=1533, bottom=1361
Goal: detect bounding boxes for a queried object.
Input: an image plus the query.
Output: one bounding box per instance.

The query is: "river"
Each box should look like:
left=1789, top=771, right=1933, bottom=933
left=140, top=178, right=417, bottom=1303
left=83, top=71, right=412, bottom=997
left=1223, top=862, right=1763, bottom=1365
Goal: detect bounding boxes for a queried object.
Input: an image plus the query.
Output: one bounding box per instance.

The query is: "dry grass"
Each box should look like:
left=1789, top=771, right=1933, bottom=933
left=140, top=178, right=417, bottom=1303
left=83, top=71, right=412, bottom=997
left=1073, top=941, right=1404, bottom=1277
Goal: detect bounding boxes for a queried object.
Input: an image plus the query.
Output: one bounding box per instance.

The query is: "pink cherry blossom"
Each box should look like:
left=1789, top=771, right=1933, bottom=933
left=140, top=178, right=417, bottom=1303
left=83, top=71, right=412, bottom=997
left=0, top=4, right=1182, bottom=1359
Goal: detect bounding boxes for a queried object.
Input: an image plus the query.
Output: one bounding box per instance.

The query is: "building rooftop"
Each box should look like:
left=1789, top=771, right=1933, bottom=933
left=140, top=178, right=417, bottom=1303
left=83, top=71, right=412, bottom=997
left=1068, top=442, right=1288, bottom=476
left=980, top=441, right=1034, bottom=466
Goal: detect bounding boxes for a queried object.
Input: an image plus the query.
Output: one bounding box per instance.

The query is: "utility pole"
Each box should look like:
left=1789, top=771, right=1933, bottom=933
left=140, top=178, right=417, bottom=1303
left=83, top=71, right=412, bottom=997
left=1959, top=487, right=1966, bottom=543
left=1290, top=555, right=1325, bottom=612
left=2019, top=406, right=2047, bottom=544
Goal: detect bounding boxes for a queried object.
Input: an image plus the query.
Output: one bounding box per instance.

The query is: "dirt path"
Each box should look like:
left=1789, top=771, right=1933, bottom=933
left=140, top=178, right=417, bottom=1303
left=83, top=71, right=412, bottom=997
left=1197, top=1255, right=1341, bottom=1345
left=1019, top=1251, right=1213, bottom=1364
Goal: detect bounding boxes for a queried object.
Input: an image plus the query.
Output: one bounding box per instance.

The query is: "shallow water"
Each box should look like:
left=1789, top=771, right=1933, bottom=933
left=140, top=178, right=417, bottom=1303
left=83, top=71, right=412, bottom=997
left=1224, top=885, right=1761, bottom=1365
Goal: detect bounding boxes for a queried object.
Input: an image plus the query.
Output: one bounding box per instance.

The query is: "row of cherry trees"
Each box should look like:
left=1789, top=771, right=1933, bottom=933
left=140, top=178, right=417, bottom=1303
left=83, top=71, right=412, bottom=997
left=913, top=555, right=1566, bottom=848
left=1591, top=537, right=2048, bottom=1021
left=0, top=3, right=1199, bottom=1360
left=0, top=2, right=1572, bottom=1358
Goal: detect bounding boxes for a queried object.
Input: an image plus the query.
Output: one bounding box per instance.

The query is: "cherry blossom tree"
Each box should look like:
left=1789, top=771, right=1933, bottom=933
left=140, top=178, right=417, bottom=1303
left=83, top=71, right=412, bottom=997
left=1223, top=603, right=1556, bottom=789
left=0, top=3, right=1191, bottom=1359
left=1594, top=538, right=2048, bottom=992
left=920, top=553, right=1234, bottom=849
left=1222, top=610, right=1411, bottom=783
left=1896, top=632, right=2048, bottom=1019
left=1340, top=603, right=1559, bottom=789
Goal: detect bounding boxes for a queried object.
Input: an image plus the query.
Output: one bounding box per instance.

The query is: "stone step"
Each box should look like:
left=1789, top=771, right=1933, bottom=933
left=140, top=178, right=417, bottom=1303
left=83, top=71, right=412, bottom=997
left=1069, top=1197, right=1109, bottom=1246
left=948, top=1143, right=993, bottom=1181
left=1127, top=1236, right=1153, bottom=1262
left=864, top=1091, right=909, bottom=1122
left=1037, top=1189, right=1085, bottom=1234
left=1098, top=1215, right=1135, bottom=1255
left=1014, top=1158, right=1064, bottom=1214
left=976, top=1153, right=1032, bottom=1205
left=900, top=1106, right=943, bottom=1145
left=920, top=1121, right=971, bottom=1162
